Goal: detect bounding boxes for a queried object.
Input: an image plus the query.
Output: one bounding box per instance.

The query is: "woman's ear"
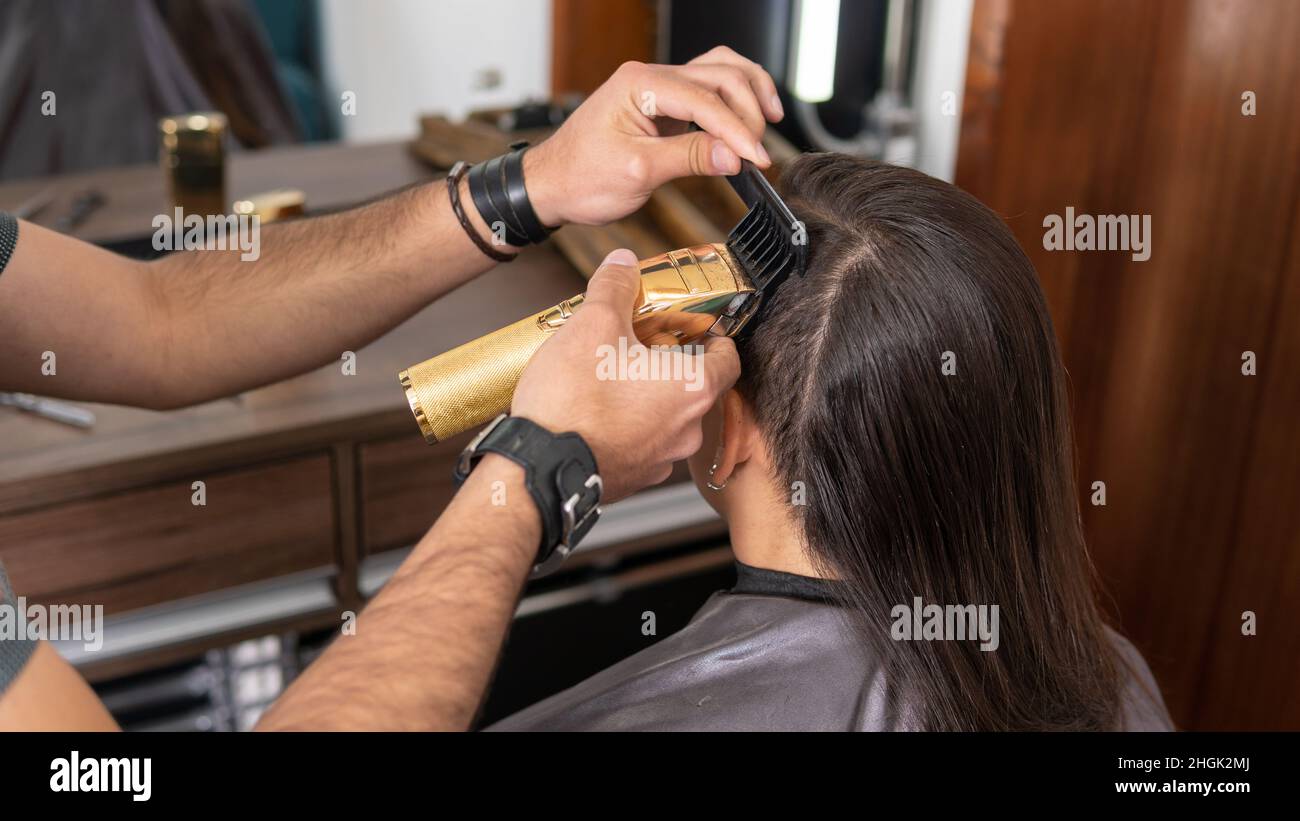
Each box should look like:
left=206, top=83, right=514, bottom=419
left=709, top=388, right=756, bottom=488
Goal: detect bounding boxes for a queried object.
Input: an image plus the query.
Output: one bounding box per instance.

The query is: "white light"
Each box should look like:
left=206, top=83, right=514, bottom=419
left=791, top=0, right=841, bottom=103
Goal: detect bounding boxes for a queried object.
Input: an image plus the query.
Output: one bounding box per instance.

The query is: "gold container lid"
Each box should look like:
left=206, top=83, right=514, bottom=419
left=159, top=111, right=228, bottom=156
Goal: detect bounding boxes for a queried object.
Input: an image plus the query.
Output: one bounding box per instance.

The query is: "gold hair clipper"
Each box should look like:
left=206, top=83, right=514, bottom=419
left=400, top=244, right=757, bottom=443
left=399, top=161, right=807, bottom=444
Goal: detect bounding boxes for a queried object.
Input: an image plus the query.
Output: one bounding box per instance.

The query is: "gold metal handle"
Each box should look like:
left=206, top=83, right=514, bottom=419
left=399, top=297, right=583, bottom=443
left=398, top=243, right=753, bottom=444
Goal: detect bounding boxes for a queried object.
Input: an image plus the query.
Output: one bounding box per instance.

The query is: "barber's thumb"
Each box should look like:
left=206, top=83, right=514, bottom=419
left=583, top=248, right=642, bottom=313
left=653, top=132, right=741, bottom=182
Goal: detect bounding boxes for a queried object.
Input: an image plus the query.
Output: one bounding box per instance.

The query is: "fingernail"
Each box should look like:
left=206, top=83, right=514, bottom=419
left=603, top=248, right=637, bottom=266
left=712, top=141, right=739, bottom=174
left=755, top=142, right=771, bottom=166
left=771, top=94, right=784, bottom=119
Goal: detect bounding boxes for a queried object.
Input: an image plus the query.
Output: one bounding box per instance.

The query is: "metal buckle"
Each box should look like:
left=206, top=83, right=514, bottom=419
left=560, top=473, right=603, bottom=548
left=531, top=473, right=602, bottom=578
left=455, top=412, right=509, bottom=482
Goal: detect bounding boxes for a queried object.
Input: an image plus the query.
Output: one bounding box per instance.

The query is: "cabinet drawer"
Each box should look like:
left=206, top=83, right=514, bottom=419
left=0, top=455, right=336, bottom=615
left=359, top=431, right=470, bottom=554
left=359, top=433, right=702, bottom=557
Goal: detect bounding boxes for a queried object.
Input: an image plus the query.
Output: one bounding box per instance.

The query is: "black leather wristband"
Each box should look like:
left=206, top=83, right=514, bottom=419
left=453, top=414, right=602, bottom=574
left=485, top=154, right=532, bottom=247
left=465, top=146, right=553, bottom=247
left=502, top=147, right=552, bottom=244
left=468, top=155, right=527, bottom=247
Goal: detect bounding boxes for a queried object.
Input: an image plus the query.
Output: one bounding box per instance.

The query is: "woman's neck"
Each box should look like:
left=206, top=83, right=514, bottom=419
left=724, top=477, right=825, bottom=579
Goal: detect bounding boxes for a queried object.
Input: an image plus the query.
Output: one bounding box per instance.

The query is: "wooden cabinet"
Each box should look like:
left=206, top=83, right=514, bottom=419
left=358, top=432, right=467, bottom=556
left=0, top=455, right=334, bottom=615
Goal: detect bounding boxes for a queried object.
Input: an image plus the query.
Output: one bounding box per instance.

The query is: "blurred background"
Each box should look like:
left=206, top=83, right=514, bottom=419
left=0, top=0, right=1295, bottom=731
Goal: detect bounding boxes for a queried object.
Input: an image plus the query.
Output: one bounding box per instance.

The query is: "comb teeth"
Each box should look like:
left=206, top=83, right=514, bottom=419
left=726, top=199, right=803, bottom=291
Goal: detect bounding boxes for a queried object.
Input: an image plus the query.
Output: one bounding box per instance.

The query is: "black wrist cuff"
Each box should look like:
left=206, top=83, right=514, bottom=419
left=465, top=144, right=553, bottom=247
left=453, top=414, right=602, bottom=575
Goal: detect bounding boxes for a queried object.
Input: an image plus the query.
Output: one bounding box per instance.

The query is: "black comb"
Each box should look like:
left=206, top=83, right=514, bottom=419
left=724, top=160, right=808, bottom=295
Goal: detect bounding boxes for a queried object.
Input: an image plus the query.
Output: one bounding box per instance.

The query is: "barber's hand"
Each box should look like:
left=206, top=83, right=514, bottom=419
left=512, top=249, right=741, bottom=501
left=523, top=46, right=784, bottom=228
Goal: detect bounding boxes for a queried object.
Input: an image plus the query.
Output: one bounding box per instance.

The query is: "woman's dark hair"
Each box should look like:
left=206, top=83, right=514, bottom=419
left=739, top=153, right=1123, bottom=730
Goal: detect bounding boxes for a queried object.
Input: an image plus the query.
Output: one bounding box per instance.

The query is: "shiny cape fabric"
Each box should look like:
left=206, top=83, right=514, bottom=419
left=487, top=567, right=1175, bottom=732
left=0, top=562, right=37, bottom=696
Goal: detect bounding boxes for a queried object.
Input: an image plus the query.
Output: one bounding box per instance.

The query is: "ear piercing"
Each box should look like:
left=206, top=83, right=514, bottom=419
left=707, top=462, right=728, bottom=492
left=707, top=441, right=728, bottom=491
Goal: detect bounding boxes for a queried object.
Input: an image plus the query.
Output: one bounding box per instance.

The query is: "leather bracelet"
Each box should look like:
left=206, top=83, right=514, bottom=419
left=503, top=147, right=552, bottom=244
left=447, top=161, right=516, bottom=263
left=453, top=414, right=602, bottom=575
left=482, top=154, right=532, bottom=247
left=466, top=145, right=554, bottom=247
left=468, top=159, right=520, bottom=247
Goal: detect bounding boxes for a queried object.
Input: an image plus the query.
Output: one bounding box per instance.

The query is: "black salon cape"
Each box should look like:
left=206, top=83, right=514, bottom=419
left=487, top=563, right=1174, bottom=732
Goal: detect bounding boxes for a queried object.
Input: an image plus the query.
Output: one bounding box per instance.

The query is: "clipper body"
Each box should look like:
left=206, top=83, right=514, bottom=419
left=400, top=159, right=805, bottom=445
left=399, top=243, right=755, bottom=444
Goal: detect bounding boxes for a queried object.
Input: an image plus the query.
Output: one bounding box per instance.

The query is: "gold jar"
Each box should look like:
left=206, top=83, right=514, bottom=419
left=159, top=112, right=228, bottom=217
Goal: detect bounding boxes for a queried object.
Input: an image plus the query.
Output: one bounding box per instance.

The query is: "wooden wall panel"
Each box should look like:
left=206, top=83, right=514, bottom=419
left=551, top=0, right=657, bottom=96
left=957, top=0, right=1300, bottom=729
left=1193, top=189, right=1300, bottom=729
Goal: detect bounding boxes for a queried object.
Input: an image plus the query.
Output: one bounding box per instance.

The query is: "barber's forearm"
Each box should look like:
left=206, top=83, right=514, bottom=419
left=142, top=177, right=511, bottom=407
left=1, top=48, right=779, bottom=408
left=257, top=455, right=538, bottom=731
left=0, top=176, right=512, bottom=408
